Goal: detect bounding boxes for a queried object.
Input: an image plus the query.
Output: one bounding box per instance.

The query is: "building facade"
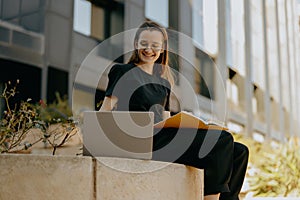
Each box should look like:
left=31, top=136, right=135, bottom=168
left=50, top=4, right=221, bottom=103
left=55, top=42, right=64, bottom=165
left=0, top=0, right=299, bottom=141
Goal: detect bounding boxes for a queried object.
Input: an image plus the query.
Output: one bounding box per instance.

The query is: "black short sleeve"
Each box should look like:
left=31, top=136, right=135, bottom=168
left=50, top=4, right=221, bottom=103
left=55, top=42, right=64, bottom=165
left=103, top=63, right=171, bottom=122
left=105, top=64, right=124, bottom=97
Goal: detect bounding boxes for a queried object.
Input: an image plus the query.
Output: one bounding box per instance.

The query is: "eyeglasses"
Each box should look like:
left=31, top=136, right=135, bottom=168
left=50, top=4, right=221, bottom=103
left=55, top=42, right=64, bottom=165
left=137, top=41, right=163, bottom=52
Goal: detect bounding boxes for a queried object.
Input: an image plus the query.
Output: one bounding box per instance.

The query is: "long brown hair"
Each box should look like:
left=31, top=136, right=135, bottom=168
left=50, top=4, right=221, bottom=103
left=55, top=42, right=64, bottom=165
left=127, top=21, right=174, bottom=86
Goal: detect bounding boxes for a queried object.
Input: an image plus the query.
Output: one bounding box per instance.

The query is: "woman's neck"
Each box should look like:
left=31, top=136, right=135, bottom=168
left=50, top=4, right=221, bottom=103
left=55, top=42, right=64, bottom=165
left=136, top=63, right=154, bottom=75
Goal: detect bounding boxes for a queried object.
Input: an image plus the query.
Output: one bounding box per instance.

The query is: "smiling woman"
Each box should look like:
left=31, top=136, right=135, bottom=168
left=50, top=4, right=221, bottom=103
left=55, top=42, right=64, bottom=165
left=98, top=21, right=249, bottom=200
left=135, top=30, right=164, bottom=74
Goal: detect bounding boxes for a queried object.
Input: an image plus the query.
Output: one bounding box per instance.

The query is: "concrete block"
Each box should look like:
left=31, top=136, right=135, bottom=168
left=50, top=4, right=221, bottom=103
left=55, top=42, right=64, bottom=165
left=0, top=154, right=94, bottom=200
left=0, top=155, right=204, bottom=200
left=95, top=157, right=203, bottom=200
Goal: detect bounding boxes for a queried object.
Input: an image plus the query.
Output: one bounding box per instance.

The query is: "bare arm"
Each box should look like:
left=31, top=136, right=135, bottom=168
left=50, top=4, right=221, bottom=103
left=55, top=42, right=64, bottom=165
left=99, top=96, right=118, bottom=111
left=163, top=111, right=171, bottom=120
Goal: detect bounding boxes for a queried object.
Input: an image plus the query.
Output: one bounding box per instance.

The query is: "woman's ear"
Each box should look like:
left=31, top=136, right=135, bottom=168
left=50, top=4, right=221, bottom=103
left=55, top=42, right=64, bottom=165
left=134, top=41, right=138, bottom=49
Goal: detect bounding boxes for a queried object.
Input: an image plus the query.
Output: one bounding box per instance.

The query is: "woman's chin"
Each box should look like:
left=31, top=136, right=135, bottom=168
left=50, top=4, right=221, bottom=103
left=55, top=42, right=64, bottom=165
left=141, top=58, right=155, bottom=64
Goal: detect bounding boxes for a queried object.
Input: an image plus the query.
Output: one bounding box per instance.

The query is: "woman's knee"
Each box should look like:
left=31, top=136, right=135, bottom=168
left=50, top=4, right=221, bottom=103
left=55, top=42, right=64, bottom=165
left=234, top=142, right=249, bottom=160
left=209, top=130, right=234, bottom=153
left=220, top=130, right=234, bottom=144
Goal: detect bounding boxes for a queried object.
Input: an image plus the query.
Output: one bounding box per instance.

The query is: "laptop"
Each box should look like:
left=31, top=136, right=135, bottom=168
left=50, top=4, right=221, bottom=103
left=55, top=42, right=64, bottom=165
left=83, top=111, right=154, bottom=159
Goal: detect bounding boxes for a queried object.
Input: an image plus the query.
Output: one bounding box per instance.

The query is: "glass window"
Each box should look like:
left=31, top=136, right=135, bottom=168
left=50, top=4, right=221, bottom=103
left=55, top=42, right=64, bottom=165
left=230, top=0, right=245, bottom=76
left=109, top=5, right=124, bottom=43
left=2, top=0, right=21, bottom=21
left=192, top=0, right=204, bottom=48
left=278, top=0, right=290, bottom=109
left=225, top=0, right=232, bottom=66
left=47, top=66, right=68, bottom=103
left=227, top=80, right=239, bottom=105
left=74, top=0, right=125, bottom=39
left=192, top=0, right=218, bottom=55
left=0, top=58, right=41, bottom=104
left=266, top=0, right=279, bottom=100
left=145, top=0, right=168, bottom=27
left=0, top=0, right=45, bottom=33
left=203, top=0, right=218, bottom=55
left=194, top=48, right=215, bottom=99
left=251, top=1, right=265, bottom=89
left=91, top=5, right=105, bottom=40
left=73, top=0, right=91, bottom=36
left=286, top=0, right=297, bottom=118
left=167, top=30, right=180, bottom=84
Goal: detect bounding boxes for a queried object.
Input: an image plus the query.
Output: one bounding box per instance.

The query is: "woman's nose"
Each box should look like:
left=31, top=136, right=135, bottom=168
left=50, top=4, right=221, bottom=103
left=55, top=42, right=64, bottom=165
left=144, top=46, right=152, bottom=52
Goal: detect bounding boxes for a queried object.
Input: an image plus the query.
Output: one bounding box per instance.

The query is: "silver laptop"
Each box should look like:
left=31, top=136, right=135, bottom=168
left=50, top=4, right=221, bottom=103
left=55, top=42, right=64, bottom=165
left=83, top=111, right=154, bottom=159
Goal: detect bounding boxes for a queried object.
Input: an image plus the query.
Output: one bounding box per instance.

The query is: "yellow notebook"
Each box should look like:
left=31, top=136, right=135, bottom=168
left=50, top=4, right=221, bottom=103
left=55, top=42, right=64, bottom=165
left=154, top=111, right=228, bottom=131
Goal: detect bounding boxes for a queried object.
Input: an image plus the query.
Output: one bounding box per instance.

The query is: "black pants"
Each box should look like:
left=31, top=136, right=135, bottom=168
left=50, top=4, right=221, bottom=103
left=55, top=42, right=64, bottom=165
left=152, top=128, right=249, bottom=200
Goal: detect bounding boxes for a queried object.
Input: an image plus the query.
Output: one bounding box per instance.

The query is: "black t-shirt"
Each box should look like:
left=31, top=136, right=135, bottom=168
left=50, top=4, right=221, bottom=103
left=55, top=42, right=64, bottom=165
left=105, top=63, right=171, bottom=123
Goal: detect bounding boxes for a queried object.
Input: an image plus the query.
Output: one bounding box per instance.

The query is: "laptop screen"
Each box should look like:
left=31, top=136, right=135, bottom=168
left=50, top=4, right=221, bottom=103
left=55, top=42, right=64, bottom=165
left=83, top=111, right=154, bottom=159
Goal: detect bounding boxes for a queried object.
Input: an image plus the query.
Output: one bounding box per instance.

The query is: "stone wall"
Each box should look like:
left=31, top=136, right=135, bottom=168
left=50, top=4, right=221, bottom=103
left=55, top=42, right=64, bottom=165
left=0, top=154, right=203, bottom=200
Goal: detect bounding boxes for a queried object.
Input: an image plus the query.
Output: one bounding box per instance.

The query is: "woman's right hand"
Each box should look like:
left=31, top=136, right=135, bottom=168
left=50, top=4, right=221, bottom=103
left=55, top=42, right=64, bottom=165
left=99, top=96, right=118, bottom=111
left=162, top=111, right=171, bottom=120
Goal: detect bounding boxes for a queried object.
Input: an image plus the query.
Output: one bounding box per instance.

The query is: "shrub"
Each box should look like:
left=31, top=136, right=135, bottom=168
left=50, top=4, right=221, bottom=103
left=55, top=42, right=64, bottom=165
left=0, top=80, right=39, bottom=153
left=247, top=137, right=300, bottom=197
left=0, top=80, right=79, bottom=155
left=37, top=92, right=72, bottom=124
left=233, top=133, right=300, bottom=197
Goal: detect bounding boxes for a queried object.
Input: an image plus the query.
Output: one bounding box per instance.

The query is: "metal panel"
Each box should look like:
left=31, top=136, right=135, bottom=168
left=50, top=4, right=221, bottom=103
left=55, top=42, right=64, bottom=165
left=47, top=13, right=71, bottom=70
left=0, top=0, right=2, bottom=18
left=49, top=0, right=73, bottom=18
left=0, top=46, right=44, bottom=67
left=0, top=26, right=10, bottom=43
left=12, top=30, right=43, bottom=53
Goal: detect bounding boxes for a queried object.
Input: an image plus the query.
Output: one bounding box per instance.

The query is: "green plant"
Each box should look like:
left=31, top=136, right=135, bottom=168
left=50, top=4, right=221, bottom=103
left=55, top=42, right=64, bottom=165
left=37, top=92, right=72, bottom=124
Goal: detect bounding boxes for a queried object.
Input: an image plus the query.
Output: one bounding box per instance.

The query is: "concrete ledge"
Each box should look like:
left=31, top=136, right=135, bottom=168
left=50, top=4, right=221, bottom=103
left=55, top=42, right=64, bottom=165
left=0, top=154, right=204, bottom=200
left=0, top=154, right=94, bottom=200
left=244, top=198, right=300, bottom=200
left=96, top=157, right=204, bottom=200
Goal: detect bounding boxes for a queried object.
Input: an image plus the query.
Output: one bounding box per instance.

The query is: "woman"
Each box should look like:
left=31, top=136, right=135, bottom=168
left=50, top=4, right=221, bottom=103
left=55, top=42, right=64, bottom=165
left=100, top=20, right=248, bottom=200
